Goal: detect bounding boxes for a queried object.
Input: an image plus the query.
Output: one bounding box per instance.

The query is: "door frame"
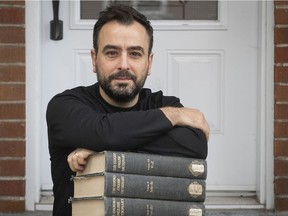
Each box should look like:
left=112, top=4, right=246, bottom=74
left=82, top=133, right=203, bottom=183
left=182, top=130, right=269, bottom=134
left=25, top=0, right=274, bottom=210
left=25, top=1, right=42, bottom=210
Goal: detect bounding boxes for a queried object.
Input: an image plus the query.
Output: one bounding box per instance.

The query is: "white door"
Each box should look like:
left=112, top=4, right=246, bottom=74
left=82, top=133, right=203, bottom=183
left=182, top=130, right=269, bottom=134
left=39, top=0, right=261, bottom=207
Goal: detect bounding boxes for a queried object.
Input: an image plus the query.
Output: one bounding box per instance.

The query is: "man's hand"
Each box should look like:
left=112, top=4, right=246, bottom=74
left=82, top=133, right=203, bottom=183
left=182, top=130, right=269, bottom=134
left=67, top=148, right=95, bottom=172
left=160, top=107, right=210, bottom=141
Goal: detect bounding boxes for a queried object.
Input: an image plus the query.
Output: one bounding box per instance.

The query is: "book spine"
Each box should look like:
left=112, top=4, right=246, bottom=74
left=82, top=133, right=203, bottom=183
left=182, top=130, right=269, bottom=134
left=104, top=197, right=205, bottom=216
left=105, top=151, right=207, bottom=179
left=104, top=173, right=205, bottom=202
left=72, top=196, right=205, bottom=216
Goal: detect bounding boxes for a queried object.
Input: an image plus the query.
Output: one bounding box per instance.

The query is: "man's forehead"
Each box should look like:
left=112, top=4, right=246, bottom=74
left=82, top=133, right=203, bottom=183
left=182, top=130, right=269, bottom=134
left=100, top=20, right=142, bottom=31
left=98, top=21, right=149, bottom=50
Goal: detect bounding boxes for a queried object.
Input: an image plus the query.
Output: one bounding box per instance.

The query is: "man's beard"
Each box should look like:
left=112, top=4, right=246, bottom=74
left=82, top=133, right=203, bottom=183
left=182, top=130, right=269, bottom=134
left=97, top=69, right=147, bottom=103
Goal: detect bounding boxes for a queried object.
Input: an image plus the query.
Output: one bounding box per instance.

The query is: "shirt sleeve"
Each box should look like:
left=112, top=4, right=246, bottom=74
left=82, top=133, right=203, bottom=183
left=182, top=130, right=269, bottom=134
left=46, top=93, right=173, bottom=152
left=138, top=96, right=208, bottom=159
left=137, top=127, right=208, bottom=159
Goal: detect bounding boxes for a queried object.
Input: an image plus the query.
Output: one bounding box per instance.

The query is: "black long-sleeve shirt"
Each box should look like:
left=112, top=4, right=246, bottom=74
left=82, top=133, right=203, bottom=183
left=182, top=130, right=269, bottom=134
left=46, top=83, right=207, bottom=216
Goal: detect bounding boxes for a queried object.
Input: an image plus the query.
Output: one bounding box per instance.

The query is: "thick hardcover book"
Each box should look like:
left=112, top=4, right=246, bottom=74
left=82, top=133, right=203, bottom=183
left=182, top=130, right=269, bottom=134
left=77, top=151, right=207, bottom=179
left=72, top=196, right=205, bottom=216
left=74, top=172, right=206, bottom=202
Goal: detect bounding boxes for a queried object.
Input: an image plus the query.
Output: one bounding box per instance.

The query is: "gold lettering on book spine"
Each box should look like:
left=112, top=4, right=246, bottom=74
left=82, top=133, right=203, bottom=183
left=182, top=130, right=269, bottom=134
left=113, top=153, right=117, bottom=171
left=146, top=180, right=154, bottom=193
left=120, top=198, right=125, bottom=216
left=189, top=161, right=205, bottom=177
left=112, top=198, right=116, bottom=216
left=116, top=177, right=121, bottom=192
left=120, top=176, right=125, bottom=194
left=113, top=153, right=126, bottom=172
left=189, top=208, right=202, bottom=216
left=117, top=155, right=121, bottom=170
left=188, top=182, right=203, bottom=198
left=116, top=200, right=120, bottom=216
left=121, top=154, right=126, bottom=172
left=147, top=158, right=155, bottom=171
left=146, top=204, right=154, bottom=216
left=114, top=175, right=125, bottom=194
left=112, top=174, right=117, bottom=194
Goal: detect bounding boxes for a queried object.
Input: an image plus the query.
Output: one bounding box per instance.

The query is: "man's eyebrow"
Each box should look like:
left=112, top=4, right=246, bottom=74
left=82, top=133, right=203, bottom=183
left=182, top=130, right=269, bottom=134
left=128, top=46, right=145, bottom=54
left=102, top=45, right=120, bottom=52
left=102, top=45, right=145, bottom=54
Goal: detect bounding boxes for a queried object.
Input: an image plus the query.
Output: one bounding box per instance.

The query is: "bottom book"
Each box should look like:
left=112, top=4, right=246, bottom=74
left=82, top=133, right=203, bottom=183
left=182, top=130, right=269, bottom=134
left=72, top=196, right=205, bottom=216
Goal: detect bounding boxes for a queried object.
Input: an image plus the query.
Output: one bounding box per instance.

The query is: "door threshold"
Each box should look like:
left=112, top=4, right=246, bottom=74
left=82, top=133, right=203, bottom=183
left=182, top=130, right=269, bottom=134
left=205, top=195, right=264, bottom=210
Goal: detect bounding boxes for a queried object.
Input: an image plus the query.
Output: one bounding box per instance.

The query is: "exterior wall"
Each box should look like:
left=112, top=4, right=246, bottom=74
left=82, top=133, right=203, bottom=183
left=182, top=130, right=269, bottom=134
left=274, top=0, right=288, bottom=213
left=0, top=0, right=26, bottom=212
left=0, top=0, right=287, bottom=213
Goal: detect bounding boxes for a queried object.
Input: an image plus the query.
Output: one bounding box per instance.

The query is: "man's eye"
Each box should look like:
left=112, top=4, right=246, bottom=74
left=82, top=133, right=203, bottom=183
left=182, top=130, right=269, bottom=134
left=130, top=52, right=142, bottom=58
left=106, top=51, right=118, bottom=57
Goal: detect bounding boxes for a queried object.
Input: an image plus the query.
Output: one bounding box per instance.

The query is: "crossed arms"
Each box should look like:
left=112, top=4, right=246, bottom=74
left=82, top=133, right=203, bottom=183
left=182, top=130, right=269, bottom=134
left=47, top=89, right=209, bottom=172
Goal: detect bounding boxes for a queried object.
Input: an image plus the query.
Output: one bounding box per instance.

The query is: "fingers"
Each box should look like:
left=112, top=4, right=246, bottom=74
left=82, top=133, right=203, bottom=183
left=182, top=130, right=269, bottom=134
left=67, top=151, right=83, bottom=172
left=201, top=117, right=210, bottom=141
left=67, top=148, right=95, bottom=172
left=193, top=109, right=210, bottom=141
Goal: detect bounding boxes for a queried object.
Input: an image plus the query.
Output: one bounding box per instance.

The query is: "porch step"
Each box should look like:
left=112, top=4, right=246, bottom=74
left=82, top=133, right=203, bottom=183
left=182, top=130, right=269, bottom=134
left=35, top=190, right=53, bottom=211
left=36, top=190, right=264, bottom=211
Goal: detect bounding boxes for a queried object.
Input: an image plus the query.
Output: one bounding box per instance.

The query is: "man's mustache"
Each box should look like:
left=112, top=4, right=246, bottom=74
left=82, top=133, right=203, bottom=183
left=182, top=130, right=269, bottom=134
left=109, top=70, right=136, bottom=82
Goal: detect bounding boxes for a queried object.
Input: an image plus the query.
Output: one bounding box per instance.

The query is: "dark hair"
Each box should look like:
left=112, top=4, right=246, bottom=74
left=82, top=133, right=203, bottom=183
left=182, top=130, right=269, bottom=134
left=93, top=4, right=154, bottom=55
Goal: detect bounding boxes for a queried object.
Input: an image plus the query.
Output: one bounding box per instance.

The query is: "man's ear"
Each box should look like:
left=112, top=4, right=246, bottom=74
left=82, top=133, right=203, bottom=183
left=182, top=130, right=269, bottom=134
left=147, top=52, right=154, bottom=76
left=91, top=49, right=97, bottom=73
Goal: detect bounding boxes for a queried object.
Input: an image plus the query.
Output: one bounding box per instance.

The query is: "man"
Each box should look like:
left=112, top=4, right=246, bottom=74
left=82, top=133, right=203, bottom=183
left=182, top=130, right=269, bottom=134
left=46, top=4, right=209, bottom=216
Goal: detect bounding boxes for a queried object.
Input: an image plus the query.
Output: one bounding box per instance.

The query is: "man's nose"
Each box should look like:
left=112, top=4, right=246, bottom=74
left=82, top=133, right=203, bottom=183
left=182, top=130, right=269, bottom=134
left=118, top=53, right=130, bottom=70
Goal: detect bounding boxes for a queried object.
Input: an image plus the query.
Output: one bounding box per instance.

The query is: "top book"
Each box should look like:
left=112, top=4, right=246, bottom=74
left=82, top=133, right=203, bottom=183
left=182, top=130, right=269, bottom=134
left=77, top=151, right=207, bottom=180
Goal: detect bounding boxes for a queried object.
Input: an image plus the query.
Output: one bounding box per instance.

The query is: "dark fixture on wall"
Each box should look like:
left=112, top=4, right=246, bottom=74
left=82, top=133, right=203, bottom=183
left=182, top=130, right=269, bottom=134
left=50, top=0, right=63, bottom=40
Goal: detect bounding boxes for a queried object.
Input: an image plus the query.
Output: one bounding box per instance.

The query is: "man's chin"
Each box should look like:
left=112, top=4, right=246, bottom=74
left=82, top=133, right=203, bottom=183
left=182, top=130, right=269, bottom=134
left=110, top=92, right=136, bottom=103
left=113, top=88, right=133, bottom=97
left=113, top=82, right=134, bottom=91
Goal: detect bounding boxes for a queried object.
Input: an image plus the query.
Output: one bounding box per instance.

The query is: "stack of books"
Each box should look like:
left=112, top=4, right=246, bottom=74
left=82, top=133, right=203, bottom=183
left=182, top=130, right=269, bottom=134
left=72, top=151, right=207, bottom=216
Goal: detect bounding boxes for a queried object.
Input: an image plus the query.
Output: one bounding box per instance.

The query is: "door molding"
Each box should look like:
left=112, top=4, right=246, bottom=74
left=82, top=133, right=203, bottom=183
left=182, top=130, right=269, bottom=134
left=25, top=0, right=274, bottom=210
left=70, top=0, right=228, bottom=30
left=257, top=0, right=274, bottom=209
left=25, top=1, right=42, bottom=210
